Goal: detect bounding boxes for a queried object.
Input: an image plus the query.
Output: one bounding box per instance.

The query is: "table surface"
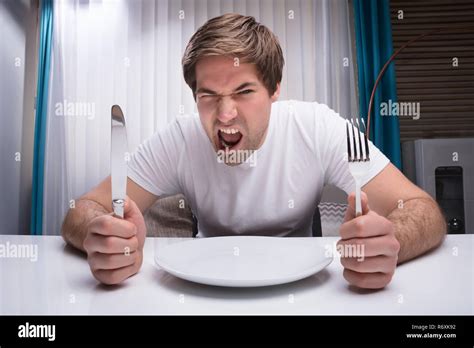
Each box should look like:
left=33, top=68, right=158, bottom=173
left=0, top=234, right=472, bottom=315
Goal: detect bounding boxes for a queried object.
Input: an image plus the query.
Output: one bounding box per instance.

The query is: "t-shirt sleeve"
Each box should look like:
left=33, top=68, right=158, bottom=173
left=315, top=103, right=390, bottom=195
left=127, top=120, right=184, bottom=197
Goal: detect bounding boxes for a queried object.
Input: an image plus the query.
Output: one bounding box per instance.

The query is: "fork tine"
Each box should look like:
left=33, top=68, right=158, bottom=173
left=355, top=118, right=364, bottom=162
left=346, top=121, right=352, bottom=161
left=350, top=116, right=359, bottom=161
left=360, top=118, right=370, bottom=161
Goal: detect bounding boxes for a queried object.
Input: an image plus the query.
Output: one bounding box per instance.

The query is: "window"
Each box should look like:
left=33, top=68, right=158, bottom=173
left=390, top=0, right=474, bottom=141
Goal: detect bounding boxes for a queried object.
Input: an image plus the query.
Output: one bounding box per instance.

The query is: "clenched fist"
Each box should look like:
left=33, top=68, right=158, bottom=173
left=337, top=191, right=400, bottom=289
left=83, top=197, right=146, bottom=285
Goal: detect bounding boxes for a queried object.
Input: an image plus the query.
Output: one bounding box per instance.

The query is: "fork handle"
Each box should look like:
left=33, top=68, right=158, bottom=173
left=112, top=199, right=125, bottom=219
left=355, top=179, right=362, bottom=217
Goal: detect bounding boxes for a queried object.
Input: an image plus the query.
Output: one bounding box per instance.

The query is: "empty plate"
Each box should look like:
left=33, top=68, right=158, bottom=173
left=154, top=236, right=333, bottom=287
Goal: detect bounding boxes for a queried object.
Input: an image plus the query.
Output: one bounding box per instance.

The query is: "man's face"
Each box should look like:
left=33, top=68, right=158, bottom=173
left=195, top=56, right=280, bottom=164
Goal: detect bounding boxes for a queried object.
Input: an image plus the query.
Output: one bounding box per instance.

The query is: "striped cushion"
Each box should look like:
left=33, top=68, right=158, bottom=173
left=318, top=202, right=347, bottom=236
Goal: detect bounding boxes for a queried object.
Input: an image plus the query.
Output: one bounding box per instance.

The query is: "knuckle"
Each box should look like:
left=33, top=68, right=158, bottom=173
left=99, top=215, right=114, bottom=232
left=354, top=218, right=365, bottom=233
left=393, top=253, right=400, bottom=266
left=395, top=239, right=401, bottom=253
left=103, top=237, right=116, bottom=251
left=391, top=238, right=401, bottom=255
left=126, top=222, right=138, bottom=236
left=129, top=237, right=139, bottom=251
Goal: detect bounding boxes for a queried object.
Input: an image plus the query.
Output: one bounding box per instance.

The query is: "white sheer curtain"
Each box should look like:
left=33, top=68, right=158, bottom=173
left=43, top=0, right=357, bottom=234
left=0, top=1, right=37, bottom=235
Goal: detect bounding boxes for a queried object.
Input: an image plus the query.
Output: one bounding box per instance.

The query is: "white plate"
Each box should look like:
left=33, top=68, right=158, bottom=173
left=154, top=236, right=333, bottom=287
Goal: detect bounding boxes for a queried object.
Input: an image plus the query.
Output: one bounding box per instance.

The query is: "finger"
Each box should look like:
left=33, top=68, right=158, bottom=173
left=92, top=263, right=139, bottom=285
left=337, top=235, right=400, bottom=258
left=85, top=235, right=139, bottom=254
left=123, top=196, right=142, bottom=220
left=344, top=191, right=370, bottom=222
left=89, top=251, right=138, bottom=271
left=339, top=211, right=393, bottom=240
left=88, top=214, right=137, bottom=238
left=343, top=268, right=394, bottom=289
left=340, top=255, right=397, bottom=274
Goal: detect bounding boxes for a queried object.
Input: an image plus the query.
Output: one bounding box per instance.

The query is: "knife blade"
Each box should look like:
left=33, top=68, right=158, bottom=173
left=111, top=105, right=128, bottom=218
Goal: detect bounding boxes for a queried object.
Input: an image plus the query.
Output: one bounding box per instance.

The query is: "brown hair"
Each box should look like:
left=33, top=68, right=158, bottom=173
left=182, top=13, right=284, bottom=98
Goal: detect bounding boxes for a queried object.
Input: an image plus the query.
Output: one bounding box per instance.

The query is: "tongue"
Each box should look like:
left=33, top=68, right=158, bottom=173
left=220, top=131, right=242, bottom=144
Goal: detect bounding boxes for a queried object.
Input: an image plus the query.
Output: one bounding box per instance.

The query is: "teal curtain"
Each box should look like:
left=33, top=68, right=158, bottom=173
left=31, top=0, right=53, bottom=235
left=353, top=0, right=401, bottom=169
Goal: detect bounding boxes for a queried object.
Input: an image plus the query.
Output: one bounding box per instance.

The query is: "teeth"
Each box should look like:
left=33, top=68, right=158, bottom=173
left=220, top=128, right=240, bottom=135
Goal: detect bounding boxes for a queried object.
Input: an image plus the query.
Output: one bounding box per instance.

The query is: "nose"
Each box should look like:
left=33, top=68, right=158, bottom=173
left=216, top=95, right=237, bottom=123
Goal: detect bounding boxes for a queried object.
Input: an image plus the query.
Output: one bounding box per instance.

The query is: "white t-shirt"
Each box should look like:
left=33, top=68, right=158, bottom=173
left=128, top=100, right=390, bottom=237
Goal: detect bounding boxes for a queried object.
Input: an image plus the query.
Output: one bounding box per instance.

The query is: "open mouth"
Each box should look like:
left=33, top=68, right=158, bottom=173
left=217, top=128, right=243, bottom=150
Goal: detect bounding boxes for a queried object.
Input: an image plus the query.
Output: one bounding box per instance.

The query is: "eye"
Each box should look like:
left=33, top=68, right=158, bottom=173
left=238, top=89, right=254, bottom=95
left=198, top=94, right=215, bottom=100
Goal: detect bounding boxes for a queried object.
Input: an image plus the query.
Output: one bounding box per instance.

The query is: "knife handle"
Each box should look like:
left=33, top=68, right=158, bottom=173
left=112, top=199, right=125, bottom=219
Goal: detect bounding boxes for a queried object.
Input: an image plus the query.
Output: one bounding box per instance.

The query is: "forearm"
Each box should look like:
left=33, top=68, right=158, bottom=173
left=61, top=199, right=110, bottom=252
left=387, top=197, right=447, bottom=264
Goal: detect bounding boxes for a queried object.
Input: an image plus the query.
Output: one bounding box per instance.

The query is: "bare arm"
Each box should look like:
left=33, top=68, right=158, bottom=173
left=61, top=176, right=158, bottom=252
left=61, top=199, right=109, bottom=252
left=338, top=163, right=447, bottom=289
left=387, top=197, right=446, bottom=264
left=363, top=163, right=447, bottom=263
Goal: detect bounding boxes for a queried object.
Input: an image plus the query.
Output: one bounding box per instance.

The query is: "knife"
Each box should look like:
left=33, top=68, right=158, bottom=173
left=111, top=105, right=128, bottom=218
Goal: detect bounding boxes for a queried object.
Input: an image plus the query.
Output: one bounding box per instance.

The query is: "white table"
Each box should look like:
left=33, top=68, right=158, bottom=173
left=0, top=235, right=472, bottom=315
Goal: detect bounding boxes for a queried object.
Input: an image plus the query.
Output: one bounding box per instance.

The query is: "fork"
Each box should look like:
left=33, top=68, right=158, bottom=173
left=346, top=116, right=371, bottom=217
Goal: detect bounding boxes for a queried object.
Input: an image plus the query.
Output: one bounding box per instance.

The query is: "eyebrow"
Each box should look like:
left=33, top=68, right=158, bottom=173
left=196, top=82, right=258, bottom=95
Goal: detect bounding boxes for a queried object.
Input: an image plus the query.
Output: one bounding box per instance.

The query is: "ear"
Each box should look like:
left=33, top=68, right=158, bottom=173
left=270, top=83, right=280, bottom=102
